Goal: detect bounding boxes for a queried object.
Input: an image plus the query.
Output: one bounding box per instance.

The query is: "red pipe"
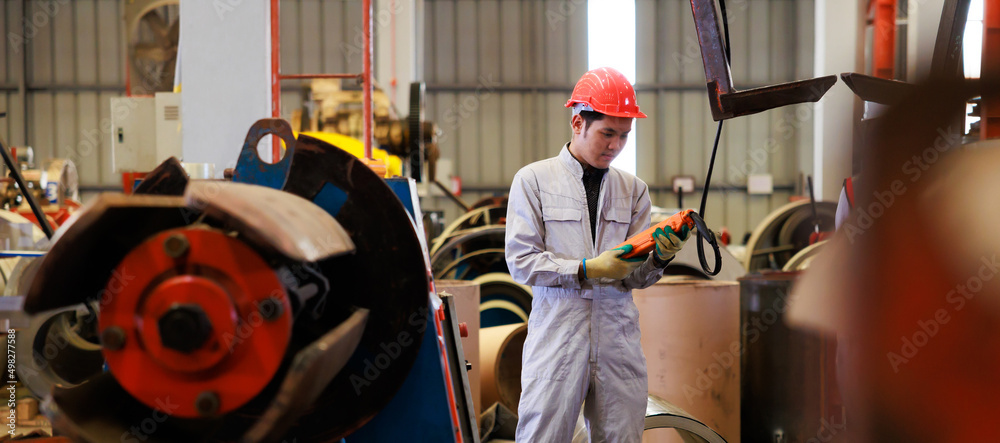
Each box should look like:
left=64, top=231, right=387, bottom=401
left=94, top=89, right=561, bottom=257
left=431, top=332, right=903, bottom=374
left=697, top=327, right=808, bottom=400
left=872, top=0, right=897, bottom=79
left=280, top=73, right=362, bottom=80
left=363, top=0, right=374, bottom=161
left=271, top=0, right=281, bottom=161
left=983, top=0, right=1000, bottom=140
left=270, top=0, right=374, bottom=162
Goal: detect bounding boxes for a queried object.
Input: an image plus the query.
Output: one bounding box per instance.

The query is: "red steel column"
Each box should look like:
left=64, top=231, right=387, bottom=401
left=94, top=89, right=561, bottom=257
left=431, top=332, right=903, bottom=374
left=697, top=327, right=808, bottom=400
left=983, top=0, right=1000, bottom=140
left=271, top=0, right=281, bottom=161
left=872, top=0, right=897, bottom=79
left=363, top=0, right=374, bottom=160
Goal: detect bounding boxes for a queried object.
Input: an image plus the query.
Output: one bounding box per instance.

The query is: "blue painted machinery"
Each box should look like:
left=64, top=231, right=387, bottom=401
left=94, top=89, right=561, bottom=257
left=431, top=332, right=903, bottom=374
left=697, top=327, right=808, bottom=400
left=233, top=119, right=480, bottom=442
left=17, top=118, right=479, bottom=443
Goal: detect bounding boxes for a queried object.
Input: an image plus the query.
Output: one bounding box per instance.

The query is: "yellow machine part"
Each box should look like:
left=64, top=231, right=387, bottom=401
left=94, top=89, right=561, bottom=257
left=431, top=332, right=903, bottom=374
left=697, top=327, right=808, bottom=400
left=299, top=131, right=403, bottom=178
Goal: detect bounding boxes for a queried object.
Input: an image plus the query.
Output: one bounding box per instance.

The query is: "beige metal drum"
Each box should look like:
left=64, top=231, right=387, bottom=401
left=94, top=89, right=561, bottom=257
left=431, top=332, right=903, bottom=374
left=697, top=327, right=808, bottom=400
left=436, top=280, right=482, bottom=422
left=480, top=323, right=527, bottom=414
left=781, top=240, right=827, bottom=272
left=634, top=280, right=740, bottom=443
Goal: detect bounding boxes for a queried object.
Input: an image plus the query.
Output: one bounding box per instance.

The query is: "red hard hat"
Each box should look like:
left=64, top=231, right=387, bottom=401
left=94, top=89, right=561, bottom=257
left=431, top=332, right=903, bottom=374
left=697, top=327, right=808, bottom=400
left=565, top=67, right=647, bottom=119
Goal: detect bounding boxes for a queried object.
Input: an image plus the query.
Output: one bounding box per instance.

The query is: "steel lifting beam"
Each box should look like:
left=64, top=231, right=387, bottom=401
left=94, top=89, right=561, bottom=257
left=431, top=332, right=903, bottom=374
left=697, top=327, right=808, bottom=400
left=843, top=0, right=970, bottom=107
left=688, top=0, right=837, bottom=121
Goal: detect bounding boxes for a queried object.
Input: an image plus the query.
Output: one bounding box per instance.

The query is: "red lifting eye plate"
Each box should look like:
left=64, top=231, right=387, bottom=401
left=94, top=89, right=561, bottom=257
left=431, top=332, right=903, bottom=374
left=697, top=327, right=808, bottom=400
left=98, top=227, right=292, bottom=418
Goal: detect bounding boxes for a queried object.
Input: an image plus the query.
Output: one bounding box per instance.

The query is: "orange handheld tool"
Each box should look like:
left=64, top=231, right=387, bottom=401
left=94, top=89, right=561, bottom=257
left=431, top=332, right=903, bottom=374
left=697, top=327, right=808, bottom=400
left=615, top=209, right=696, bottom=260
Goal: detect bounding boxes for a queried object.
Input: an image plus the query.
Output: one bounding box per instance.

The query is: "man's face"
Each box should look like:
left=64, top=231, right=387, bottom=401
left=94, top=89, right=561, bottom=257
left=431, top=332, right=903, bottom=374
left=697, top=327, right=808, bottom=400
left=570, top=114, right=633, bottom=169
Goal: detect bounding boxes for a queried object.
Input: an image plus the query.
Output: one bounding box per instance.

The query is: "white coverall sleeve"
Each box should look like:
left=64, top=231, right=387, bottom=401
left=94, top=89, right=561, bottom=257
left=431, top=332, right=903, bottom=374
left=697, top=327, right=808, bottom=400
left=835, top=185, right=850, bottom=230
left=505, top=170, right=583, bottom=289
left=622, top=182, right=665, bottom=290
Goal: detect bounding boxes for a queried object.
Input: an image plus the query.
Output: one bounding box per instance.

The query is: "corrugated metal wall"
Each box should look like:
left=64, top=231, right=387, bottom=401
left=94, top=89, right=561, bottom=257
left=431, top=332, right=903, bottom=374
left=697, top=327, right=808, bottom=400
left=2, top=0, right=817, bottom=239
left=1, top=0, right=130, bottom=189
left=0, top=0, right=357, bottom=191
left=274, top=0, right=366, bottom=127
left=422, top=0, right=589, bottom=224
left=422, top=0, right=818, bottom=240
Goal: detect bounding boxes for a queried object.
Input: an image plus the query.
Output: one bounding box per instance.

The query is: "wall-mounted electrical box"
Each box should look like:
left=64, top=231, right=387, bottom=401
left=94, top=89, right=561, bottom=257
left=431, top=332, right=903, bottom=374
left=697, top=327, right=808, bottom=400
left=112, top=92, right=183, bottom=173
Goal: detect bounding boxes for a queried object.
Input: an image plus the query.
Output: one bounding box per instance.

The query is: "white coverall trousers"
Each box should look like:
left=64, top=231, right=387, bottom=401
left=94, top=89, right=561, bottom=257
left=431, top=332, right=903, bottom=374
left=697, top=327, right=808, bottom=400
left=514, top=294, right=647, bottom=442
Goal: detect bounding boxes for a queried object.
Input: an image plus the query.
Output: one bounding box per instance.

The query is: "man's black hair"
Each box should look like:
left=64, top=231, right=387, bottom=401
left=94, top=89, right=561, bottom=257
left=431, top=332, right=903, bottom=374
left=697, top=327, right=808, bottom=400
left=579, top=110, right=605, bottom=132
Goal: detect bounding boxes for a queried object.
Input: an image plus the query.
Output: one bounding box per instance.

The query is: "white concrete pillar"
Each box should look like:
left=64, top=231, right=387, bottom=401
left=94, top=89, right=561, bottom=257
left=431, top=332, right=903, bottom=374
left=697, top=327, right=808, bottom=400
left=375, top=0, right=423, bottom=113
left=910, top=0, right=948, bottom=82
left=180, top=0, right=272, bottom=177
left=814, top=0, right=862, bottom=200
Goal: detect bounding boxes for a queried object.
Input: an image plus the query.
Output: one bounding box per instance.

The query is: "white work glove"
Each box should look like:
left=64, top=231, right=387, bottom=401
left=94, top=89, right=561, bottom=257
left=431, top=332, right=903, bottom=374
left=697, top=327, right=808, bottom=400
left=653, top=225, right=697, bottom=262
left=584, top=245, right=644, bottom=280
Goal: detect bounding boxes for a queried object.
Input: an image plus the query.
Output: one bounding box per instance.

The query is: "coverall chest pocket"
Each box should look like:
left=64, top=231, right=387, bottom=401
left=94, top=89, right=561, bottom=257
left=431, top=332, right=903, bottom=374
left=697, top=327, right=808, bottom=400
left=601, top=203, right=632, bottom=246
left=541, top=205, right=582, bottom=257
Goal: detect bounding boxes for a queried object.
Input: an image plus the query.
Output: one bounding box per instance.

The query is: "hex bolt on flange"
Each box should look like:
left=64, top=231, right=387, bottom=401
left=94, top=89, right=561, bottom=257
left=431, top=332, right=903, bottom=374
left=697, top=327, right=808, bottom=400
left=158, top=305, right=214, bottom=353
left=258, top=297, right=284, bottom=322
left=195, top=391, right=220, bottom=416
left=101, top=326, right=126, bottom=351
left=163, top=233, right=190, bottom=258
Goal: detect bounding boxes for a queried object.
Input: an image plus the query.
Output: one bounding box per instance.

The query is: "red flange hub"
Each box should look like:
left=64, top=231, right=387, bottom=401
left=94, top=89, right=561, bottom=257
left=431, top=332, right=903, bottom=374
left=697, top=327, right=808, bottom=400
left=98, top=227, right=292, bottom=418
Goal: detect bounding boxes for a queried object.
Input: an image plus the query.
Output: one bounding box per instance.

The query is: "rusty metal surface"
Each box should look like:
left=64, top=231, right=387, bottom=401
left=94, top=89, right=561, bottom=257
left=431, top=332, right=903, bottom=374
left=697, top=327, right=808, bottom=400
left=185, top=180, right=354, bottom=263
left=23, top=194, right=191, bottom=314
left=689, top=0, right=836, bottom=121
left=709, top=76, right=837, bottom=121
left=241, top=308, right=369, bottom=443
left=279, top=133, right=431, bottom=440
left=133, top=157, right=189, bottom=196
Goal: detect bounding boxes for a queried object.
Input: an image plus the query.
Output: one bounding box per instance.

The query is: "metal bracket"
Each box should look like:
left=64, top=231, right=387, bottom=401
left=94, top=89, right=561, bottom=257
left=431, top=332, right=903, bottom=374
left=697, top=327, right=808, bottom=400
left=232, top=118, right=297, bottom=190
left=689, top=0, right=837, bottom=121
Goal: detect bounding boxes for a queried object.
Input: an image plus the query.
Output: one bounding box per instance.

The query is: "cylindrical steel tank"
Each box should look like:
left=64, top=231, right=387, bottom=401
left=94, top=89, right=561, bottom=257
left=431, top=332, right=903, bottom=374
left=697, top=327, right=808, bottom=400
left=480, top=323, right=527, bottom=414
left=635, top=278, right=741, bottom=443
left=739, top=272, right=840, bottom=443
